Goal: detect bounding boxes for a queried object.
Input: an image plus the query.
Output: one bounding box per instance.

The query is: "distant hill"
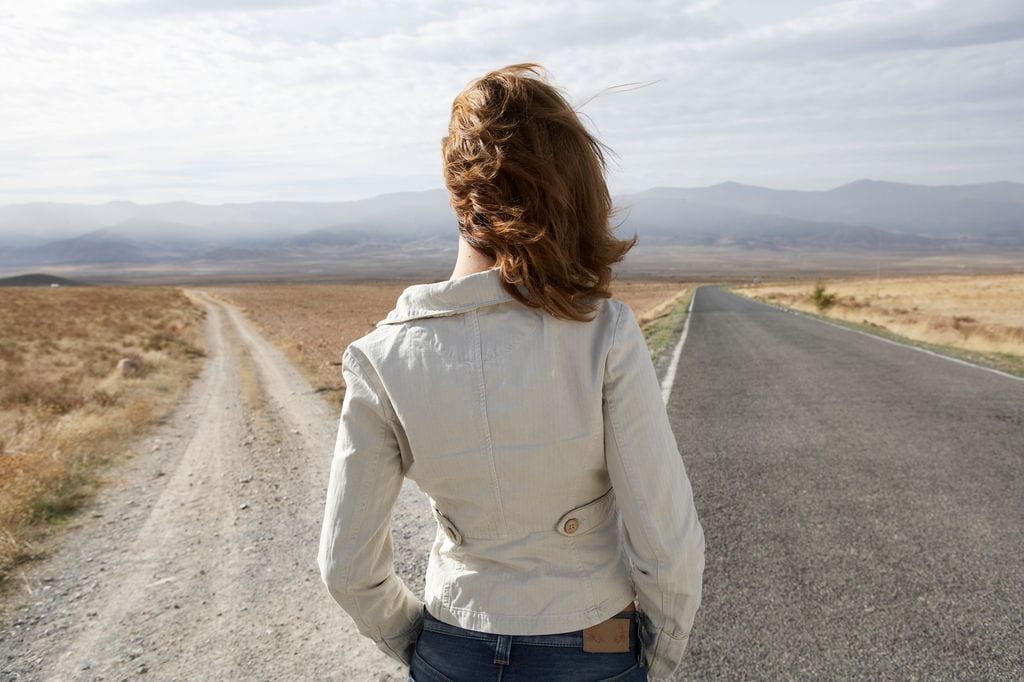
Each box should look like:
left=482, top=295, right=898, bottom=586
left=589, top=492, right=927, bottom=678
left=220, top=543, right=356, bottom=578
left=0, top=181, right=1021, bottom=269
left=617, top=180, right=1024, bottom=247
left=0, top=272, right=86, bottom=287
left=0, top=190, right=450, bottom=244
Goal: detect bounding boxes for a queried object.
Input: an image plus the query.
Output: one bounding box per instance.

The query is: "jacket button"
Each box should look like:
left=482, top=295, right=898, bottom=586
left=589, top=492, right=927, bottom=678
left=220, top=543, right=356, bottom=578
left=563, top=518, right=580, bottom=534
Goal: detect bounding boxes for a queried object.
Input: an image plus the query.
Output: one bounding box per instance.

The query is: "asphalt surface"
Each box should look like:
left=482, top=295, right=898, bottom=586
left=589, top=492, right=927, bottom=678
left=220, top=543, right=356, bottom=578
left=668, top=286, right=1023, bottom=679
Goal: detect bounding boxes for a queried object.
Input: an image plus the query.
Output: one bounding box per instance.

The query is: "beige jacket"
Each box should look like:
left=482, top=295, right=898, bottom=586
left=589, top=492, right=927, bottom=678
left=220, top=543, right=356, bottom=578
left=317, top=267, right=704, bottom=680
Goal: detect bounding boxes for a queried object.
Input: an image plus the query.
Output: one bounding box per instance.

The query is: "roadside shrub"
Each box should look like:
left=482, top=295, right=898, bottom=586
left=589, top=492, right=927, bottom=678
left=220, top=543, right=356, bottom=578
left=811, top=284, right=837, bottom=311
left=90, top=389, right=120, bottom=407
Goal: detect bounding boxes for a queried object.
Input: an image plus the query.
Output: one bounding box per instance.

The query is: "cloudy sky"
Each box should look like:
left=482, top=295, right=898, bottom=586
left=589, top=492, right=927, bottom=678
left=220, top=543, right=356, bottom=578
left=2, top=0, right=1022, bottom=204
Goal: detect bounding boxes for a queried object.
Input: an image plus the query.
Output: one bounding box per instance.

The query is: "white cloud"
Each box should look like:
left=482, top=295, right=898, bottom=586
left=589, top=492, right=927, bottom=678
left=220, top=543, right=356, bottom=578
left=0, top=0, right=1021, bottom=204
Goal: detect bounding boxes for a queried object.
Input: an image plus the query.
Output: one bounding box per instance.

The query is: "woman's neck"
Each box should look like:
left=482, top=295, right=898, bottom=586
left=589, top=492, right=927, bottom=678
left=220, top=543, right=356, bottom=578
left=450, top=235, right=497, bottom=279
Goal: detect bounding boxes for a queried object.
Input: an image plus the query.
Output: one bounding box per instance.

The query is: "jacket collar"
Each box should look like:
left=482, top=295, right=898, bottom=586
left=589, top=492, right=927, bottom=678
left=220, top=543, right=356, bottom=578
left=377, top=267, right=517, bottom=326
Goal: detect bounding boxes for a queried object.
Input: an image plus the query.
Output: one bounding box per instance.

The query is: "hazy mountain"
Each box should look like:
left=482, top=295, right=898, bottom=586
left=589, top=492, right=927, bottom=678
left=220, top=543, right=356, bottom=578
left=634, top=180, right=1024, bottom=244
left=0, top=190, right=457, bottom=265
left=10, top=229, right=151, bottom=265
left=0, top=272, right=86, bottom=287
left=929, top=181, right=1024, bottom=206
left=0, top=231, right=50, bottom=251
left=0, top=190, right=451, bottom=242
left=278, top=190, right=456, bottom=247
left=194, top=246, right=275, bottom=262
left=1, top=181, right=1021, bottom=268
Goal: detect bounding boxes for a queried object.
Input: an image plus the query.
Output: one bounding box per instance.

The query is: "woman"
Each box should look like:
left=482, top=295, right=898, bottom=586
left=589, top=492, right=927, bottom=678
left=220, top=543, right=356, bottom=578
left=318, top=64, right=704, bottom=681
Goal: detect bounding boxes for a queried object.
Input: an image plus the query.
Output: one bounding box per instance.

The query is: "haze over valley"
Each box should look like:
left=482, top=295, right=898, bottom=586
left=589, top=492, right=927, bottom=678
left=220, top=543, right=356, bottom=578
left=2, top=179, right=1022, bottom=283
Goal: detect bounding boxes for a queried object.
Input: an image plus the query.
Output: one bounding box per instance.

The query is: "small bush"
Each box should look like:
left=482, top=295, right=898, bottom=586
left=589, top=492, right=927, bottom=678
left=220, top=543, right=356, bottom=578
left=811, top=284, right=837, bottom=311
left=90, top=389, right=120, bottom=407
left=143, top=332, right=176, bottom=352
left=123, top=397, right=153, bottom=428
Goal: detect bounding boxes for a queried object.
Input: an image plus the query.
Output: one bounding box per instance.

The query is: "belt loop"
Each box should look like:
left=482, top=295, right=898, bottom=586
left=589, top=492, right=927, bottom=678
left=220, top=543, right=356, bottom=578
left=494, top=634, right=512, bottom=666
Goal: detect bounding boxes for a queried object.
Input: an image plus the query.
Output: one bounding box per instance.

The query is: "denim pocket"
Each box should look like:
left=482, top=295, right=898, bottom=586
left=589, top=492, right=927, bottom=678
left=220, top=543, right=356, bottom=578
left=410, top=650, right=454, bottom=682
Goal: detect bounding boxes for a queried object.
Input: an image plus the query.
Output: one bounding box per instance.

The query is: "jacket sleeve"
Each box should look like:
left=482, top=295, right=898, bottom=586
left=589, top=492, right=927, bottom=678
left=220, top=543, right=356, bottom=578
left=603, top=301, right=705, bottom=681
left=317, top=345, right=424, bottom=666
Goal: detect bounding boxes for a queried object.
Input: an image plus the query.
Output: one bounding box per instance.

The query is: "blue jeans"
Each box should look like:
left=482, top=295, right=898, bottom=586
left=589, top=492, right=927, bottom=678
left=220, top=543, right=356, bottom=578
left=409, top=607, right=648, bottom=682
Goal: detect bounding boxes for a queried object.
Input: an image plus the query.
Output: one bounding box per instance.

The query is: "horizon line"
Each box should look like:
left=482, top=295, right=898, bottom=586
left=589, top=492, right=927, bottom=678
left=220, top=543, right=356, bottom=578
left=1, top=177, right=1022, bottom=208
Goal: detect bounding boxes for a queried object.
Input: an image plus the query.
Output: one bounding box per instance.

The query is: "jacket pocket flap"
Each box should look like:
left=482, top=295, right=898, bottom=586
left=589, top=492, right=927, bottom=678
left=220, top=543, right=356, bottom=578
left=431, top=505, right=464, bottom=546
left=556, top=488, right=615, bottom=537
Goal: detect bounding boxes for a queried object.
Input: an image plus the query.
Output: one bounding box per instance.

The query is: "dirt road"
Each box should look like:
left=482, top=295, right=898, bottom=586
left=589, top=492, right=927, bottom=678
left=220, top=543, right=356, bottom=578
left=1, top=292, right=436, bottom=680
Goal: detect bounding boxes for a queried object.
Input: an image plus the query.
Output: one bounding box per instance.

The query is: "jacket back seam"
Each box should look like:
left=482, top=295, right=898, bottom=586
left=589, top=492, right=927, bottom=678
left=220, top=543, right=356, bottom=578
left=471, top=309, right=509, bottom=538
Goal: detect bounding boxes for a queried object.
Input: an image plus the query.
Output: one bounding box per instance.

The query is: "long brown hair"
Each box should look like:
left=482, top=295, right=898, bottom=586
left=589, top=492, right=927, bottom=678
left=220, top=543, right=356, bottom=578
left=442, top=63, right=636, bottom=321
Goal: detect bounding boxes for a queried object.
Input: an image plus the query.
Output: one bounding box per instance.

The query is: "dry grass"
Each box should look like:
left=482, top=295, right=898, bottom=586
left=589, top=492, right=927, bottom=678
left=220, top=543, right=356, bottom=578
left=0, top=286, right=205, bottom=575
left=208, top=278, right=690, bottom=409
left=206, top=283, right=409, bottom=409
left=735, top=273, right=1024, bottom=361
left=640, top=288, right=694, bottom=361
left=612, top=280, right=693, bottom=326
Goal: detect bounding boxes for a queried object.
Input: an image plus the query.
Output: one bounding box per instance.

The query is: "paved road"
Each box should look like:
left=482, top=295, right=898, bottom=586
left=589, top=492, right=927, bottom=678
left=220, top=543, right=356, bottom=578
left=668, top=286, right=1023, bottom=679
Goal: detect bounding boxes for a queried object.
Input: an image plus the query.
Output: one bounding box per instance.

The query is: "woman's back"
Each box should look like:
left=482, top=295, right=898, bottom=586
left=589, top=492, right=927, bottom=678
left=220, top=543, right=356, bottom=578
left=354, top=267, right=634, bottom=633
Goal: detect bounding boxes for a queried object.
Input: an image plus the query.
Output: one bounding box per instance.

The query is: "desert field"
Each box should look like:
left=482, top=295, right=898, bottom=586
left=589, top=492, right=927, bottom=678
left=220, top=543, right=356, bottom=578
left=734, top=273, right=1024, bottom=372
left=613, top=280, right=693, bottom=326
left=204, top=282, right=409, bottom=408
left=207, top=278, right=690, bottom=408
left=0, top=287, right=205, bottom=575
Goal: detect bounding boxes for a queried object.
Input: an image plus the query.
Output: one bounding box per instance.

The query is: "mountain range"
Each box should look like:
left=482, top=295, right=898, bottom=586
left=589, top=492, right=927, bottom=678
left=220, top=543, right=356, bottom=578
left=1, top=180, right=1022, bottom=268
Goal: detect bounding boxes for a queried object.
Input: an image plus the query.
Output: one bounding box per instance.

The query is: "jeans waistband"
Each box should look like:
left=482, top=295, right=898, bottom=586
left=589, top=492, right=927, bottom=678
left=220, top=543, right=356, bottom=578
left=420, top=607, right=640, bottom=649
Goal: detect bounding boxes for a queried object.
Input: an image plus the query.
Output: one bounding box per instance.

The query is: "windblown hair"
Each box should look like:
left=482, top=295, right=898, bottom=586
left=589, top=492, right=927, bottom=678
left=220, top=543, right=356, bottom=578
left=442, top=63, right=636, bottom=321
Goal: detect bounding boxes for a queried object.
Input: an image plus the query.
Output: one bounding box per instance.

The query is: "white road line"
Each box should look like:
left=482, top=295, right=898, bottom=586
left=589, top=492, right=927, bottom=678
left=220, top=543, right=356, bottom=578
left=661, top=287, right=699, bottom=404
left=748, top=293, right=1024, bottom=384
